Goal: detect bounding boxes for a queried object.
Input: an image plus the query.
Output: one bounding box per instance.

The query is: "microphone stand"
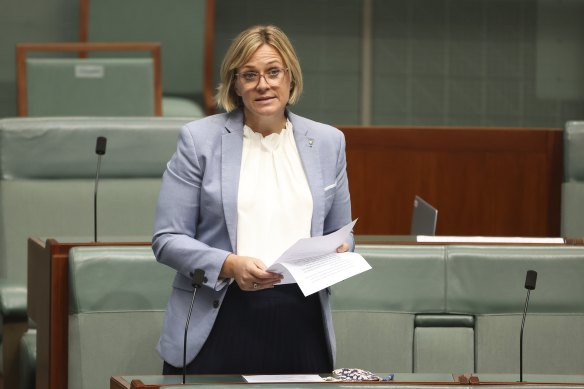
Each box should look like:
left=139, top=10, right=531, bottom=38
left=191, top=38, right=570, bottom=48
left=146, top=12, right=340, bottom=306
left=519, top=287, right=531, bottom=382
left=93, top=136, right=107, bottom=242
left=93, top=154, right=102, bottom=242
left=519, top=270, right=537, bottom=382
left=183, top=269, right=206, bottom=384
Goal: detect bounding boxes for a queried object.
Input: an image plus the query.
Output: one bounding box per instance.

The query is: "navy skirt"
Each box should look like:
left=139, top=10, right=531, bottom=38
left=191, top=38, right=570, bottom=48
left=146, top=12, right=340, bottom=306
left=163, top=282, right=332, bottom=375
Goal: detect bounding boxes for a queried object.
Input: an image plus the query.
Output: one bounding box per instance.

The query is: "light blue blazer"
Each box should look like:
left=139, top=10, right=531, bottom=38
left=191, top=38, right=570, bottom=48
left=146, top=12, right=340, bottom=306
left=153, top=108, right=353, bottom=368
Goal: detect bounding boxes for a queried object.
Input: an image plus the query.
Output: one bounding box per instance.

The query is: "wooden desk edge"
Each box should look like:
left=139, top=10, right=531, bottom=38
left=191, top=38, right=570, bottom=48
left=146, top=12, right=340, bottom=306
left=110, top=375, right=584, bottom=388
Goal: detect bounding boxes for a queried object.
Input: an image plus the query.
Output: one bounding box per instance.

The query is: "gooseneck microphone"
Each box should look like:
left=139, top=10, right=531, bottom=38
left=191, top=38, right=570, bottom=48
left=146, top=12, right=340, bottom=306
left=183, top=269, right=206, bottom=384
left=93, top=137, right=107, bottom=242
left=520, top=270, right=537, bottom=382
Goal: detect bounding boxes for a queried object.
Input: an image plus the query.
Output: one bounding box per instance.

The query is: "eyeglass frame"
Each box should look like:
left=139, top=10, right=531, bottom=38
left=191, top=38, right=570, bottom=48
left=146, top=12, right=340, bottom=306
left=234, top=67, right=289, bottom=87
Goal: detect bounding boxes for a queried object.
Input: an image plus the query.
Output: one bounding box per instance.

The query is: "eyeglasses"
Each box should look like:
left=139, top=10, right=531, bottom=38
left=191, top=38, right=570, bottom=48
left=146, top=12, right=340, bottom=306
left=235, top=67, right=289, bottom=86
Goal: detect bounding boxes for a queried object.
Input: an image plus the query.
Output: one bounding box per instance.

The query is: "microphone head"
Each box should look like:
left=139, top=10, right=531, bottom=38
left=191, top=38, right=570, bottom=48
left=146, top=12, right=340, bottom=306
left=192, top=269, right=206, bottom=289
left=525, top=270, right=537, bottom=290
left=95, top=136, right=107, bottom=155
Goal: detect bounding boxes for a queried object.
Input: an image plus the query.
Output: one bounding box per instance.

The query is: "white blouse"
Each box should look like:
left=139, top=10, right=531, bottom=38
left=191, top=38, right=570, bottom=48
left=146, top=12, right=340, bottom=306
left=236, top=120, right=313, bottom=267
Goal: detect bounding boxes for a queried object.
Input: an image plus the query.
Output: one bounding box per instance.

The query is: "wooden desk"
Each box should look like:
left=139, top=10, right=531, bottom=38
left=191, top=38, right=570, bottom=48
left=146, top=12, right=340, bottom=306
left=111, top=373, right=584, bottom=389
left=27, top=237, right=150, bottom=389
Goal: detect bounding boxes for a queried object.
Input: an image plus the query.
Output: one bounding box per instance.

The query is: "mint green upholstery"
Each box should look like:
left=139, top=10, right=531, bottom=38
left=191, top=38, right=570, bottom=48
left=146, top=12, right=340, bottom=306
left=18, top=329, right=36, bottom=389
left=26, top=58, right=156, bottom=116
left=87, top=0, right=207, bottom=115
left=446, top=246, right=584, bottom=315
left=414, top=327, right=474, bottom=374
left=0, top=116, right=189, bottom=282
left=413, top=315, right=474, bottom=374
left=162, top=96, right=204, bottom=118
left=331, top=245, right=446, bottom=372
left=0, top=116, right=189, bottom=385
left=447, top=245, right=584, bottom=374
left=0, top=280, right=27, bottom=322
left=68, top=246, right=174, bottom=389
left=331, top=244, right=584, bottom=375
left=562, top=121, right=584, bottom=237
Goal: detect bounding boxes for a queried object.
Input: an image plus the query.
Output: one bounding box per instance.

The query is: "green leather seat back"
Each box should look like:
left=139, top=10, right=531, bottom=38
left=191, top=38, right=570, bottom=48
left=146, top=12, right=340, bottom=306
left=331, top=244, right=584, bottom=375
left=87, top=0, right=206, bottom=114
left=68, top=246, right=174, bottom=389
left=447, top=245, right=584, bottom=374
left=26, top=58, right=156, bottom=116
left=562, top=121, right=584, bottom=237
left=331, top=245, right=446, bottom=372
left=562, top=183, right=584, bottom=237
left=0, top=117, right=188, bottom=284
left=0, top=178, right=161, bottom=279
left=446, top=245, right=584, bottom=314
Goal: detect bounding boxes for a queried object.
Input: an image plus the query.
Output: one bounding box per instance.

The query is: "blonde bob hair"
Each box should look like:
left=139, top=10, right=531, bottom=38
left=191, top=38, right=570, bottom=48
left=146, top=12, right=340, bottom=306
left=215, top=25, right=303, bottom=112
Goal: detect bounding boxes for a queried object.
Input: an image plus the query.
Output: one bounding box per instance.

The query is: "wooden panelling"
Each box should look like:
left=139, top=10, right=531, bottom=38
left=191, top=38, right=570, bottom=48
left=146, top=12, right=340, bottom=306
left=340, top=126, right=563, bottom=237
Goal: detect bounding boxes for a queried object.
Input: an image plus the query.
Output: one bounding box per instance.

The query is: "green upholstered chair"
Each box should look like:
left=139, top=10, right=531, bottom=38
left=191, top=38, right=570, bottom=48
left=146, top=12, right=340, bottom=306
left=80, top=0, right=215, bottom=116
left=16, top=42, right=163, bottom=117
left=0, top=116, right=190, bottom=388
left=331, top=244, right=447, bottom=373
left=562, top=121, right=584, bottom=237
left=25, top=58, right=157, bottom=116
left=447, top=245, right=584, bottom=375
left=67, top=246, right=174, bottom=389
left=331, top=244, right=584, bottom=376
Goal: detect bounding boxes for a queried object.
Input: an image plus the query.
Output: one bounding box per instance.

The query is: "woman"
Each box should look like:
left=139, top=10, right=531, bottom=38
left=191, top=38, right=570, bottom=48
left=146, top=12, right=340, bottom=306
left=154, top=25, right=353, bottom=375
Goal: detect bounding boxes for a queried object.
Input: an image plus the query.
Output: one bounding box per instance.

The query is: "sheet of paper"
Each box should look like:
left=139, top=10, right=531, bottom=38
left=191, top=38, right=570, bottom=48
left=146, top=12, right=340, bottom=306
left=273, top=219, right=358, bottom=265
left=267, top=219, right=372, bottom=296
left=279, top=251, right=371, bottom=296
left=416, top=235, right=565, bottom=244
left=243, top=374, right=324, bottom=383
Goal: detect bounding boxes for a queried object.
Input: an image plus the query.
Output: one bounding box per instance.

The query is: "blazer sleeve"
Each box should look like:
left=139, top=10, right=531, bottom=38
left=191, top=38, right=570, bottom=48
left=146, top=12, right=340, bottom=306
left=152, top=124, right=231, bottom=290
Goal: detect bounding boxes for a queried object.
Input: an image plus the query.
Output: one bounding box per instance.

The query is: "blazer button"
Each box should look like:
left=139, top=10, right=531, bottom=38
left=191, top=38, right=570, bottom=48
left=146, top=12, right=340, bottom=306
left=213, top=300, right=220, bottom=308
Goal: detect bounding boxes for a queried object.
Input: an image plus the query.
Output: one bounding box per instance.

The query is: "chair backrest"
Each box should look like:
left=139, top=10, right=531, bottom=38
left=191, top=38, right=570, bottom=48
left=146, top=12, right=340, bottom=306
left=331, top=244, right=447, bottom=373
left=447, top=245, right=584, bottom=374
left=562, top=121, right=584, bottom=236
left=80, top=0, right=216, bottom=114
left=332, top=244, right=584, bottom=375
left=0, top=116, right=189, bottom=284
left=68, top=246, right=174, bottom=389
left=16, top=42, right=162, bottom=117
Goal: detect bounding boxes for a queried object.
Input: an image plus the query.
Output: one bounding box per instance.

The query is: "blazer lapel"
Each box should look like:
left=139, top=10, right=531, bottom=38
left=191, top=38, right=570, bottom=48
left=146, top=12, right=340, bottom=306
left=289, top=112, right=324, bottom=237
left=222, top=110, right=244, bottom=252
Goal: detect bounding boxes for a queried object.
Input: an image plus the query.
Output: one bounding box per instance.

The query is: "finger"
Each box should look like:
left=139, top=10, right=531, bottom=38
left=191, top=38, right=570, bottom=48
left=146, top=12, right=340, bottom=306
left=251, top=279, right=280, bottom=291
left=250, top=258, right=268, bottom=271
left=248, top=276, right=281, bottom=290
left=250, top=281, right=261, bottom=291
left=336, top=242, right=349, bottom=253
left=249, top=266, right=281, bottom=281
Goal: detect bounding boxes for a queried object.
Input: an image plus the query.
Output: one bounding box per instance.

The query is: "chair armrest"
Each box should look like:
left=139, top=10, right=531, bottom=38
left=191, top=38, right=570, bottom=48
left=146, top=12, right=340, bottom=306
left=19, top=328, right=37, bottom=389
left=0, top=280, right=28, bottom=322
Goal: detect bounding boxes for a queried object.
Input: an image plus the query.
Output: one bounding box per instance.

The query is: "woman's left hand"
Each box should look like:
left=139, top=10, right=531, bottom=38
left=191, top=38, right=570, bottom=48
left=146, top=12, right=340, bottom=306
left=336, top=242, right=349, bottom=253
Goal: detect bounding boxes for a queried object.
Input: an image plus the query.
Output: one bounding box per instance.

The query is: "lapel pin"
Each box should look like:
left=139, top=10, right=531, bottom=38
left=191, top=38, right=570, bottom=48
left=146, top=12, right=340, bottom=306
left=307, top=138, right=314, bottom=147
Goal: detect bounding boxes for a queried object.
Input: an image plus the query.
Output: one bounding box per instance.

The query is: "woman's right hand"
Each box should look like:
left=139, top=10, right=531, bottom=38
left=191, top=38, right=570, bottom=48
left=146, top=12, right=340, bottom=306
left=220, top=254, right=283, bottom=291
